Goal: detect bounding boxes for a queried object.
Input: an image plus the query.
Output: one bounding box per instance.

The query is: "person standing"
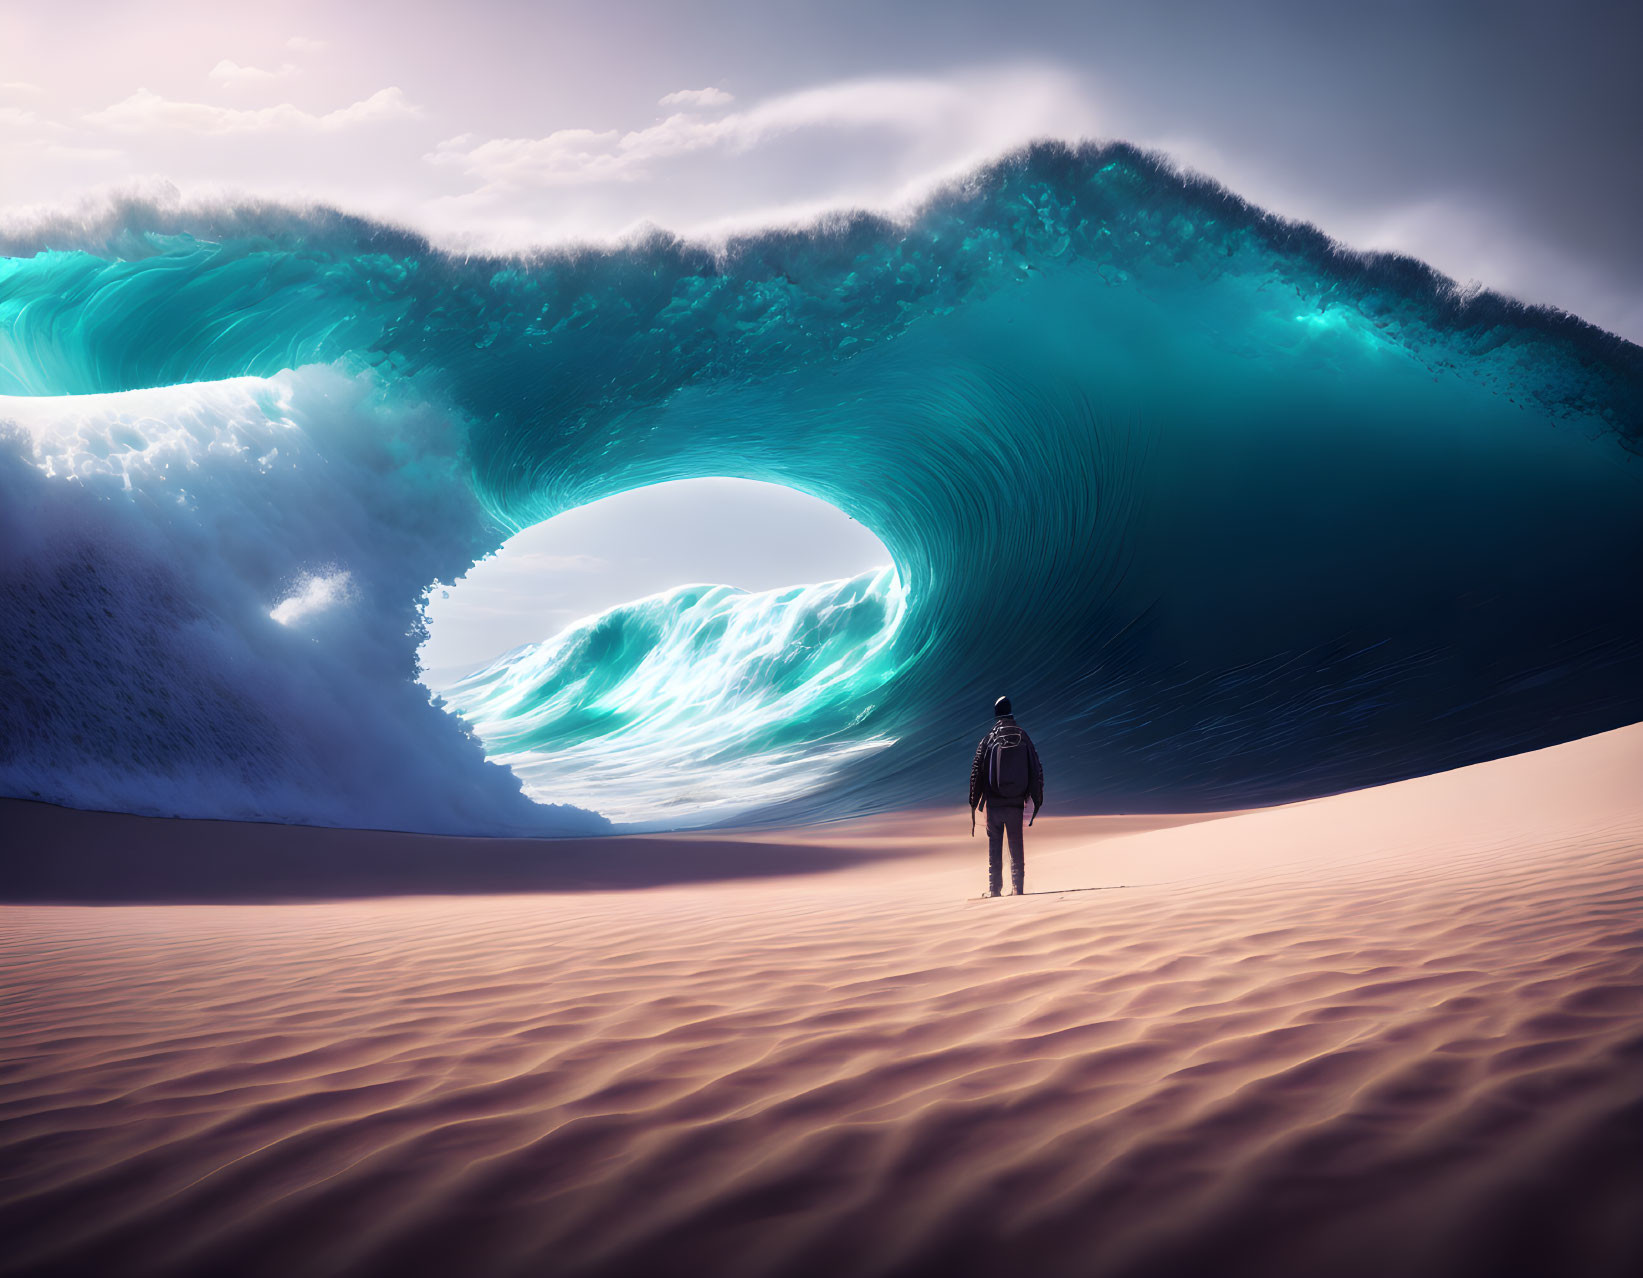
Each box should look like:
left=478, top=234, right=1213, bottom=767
left=969, top=695, right=1045, bottom=897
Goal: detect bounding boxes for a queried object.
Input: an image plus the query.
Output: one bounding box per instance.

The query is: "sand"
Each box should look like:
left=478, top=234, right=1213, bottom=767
left=2, top=726, right=1641, bottom=1278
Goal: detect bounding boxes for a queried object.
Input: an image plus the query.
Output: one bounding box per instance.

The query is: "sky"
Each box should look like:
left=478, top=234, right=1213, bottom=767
left=6, top=1, right=1640, bottom=667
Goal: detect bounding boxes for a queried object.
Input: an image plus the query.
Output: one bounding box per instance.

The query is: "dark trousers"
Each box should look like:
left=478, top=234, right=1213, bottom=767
left=986, top=802, right=1026, bottom=895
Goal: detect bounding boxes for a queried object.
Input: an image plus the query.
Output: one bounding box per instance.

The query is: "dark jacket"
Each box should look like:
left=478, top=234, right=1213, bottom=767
left=969, top=714, right=1044, bottom=811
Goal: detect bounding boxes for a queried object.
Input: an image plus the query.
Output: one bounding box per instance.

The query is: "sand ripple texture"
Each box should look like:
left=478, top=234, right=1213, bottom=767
left=3, top=725, right=1642, bottom=1278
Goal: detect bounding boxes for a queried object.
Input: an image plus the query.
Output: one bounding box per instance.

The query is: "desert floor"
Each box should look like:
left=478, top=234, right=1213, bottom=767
left=3, top=726, right=1641, bottom=1277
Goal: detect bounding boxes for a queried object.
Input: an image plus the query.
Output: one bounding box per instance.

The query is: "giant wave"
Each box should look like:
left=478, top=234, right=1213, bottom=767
left=2, top=141, right=1641, bottom=833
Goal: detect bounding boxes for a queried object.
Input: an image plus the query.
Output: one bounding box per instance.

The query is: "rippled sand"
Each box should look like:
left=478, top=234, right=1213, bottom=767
left=3, top=727, right=1641, bottom=1278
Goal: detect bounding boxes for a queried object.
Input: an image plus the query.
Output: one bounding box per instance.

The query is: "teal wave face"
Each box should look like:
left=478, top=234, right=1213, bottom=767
left=2, top=141, right=1641, bottom=830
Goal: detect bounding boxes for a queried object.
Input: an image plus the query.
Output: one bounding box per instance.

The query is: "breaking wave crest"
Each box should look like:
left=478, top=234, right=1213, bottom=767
left=437, top=568, right=906, bottom=827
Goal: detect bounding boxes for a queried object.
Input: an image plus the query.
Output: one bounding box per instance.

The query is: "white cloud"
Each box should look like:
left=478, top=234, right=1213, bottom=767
left=428, top=127, right=630, bottom=188
left=428, top=74, right=1062, bottom=192
left=286, top=36, right=329, bottom=54
left=1, top=81, right=43, bottom=96
left=658, top=86, right=733, bottom=110
left=10, top=137, right=123, bottom=162
left=209, top=59, right=298, bottom=85
left=88, top=86, right=419, bottom=135
left=0, top=105, right=59, bottom=130
left=0, top=104, right=122, bottom=163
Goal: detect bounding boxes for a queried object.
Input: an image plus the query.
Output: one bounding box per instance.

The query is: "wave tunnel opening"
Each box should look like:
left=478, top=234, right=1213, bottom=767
left=420, top=478, right=911, bottom=829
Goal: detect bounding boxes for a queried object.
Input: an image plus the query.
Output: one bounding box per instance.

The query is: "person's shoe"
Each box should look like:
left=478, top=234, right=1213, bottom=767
left=982, top=888, right=1000, bottom=898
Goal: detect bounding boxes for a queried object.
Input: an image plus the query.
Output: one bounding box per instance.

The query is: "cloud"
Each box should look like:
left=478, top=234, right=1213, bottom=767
left=8, top=136, right=123, bottom=162
left=658, top=87, right=733, bottom=110
left=428, top=127, right=630, bottom=188
left=428, top=75, right=1046, bottom=192
left=0, top=103, right=122, bottom=162
left=0, top=106, right=58, bottom=130
left=286, top=36, right=329, bottom=54
left=209, top=59, right=298, bottom=85
left=39, top=143, right=123, bottom=162
left=1, top=81, right=43, bottom=96
left=88, top=86, right=419, bottom=135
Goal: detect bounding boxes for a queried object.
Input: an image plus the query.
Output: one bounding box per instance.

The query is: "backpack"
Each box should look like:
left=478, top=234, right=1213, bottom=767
left=987, top=725, right=1031, bottom=800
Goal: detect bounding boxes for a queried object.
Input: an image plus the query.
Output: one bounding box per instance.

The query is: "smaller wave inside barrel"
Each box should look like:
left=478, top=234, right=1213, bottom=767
left=432, top=567, right=907, bottom=827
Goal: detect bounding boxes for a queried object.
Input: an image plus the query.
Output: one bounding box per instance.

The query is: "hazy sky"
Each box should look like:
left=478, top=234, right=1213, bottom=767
left=4, top=1, right=1640, bottom=341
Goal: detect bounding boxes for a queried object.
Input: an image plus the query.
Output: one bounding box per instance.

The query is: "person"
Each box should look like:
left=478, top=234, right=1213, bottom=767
left=969, top=695, right=1044, bottom=897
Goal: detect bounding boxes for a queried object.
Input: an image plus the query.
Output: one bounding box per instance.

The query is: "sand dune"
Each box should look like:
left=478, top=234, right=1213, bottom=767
left=2, top=726, right=1641, bottom=1277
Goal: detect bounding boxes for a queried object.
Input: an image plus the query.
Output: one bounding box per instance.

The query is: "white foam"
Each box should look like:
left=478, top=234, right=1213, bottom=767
left=271, top=570, right=354, bottom=625
left=0, top=365, right=605, bottom=834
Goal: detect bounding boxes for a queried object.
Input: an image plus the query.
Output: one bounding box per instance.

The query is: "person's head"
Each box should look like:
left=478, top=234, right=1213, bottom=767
left=994, top=695, right=1012, bottom=717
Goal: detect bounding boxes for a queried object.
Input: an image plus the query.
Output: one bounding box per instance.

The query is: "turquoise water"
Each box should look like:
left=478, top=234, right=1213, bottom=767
left=2, top=142, right=1640, bottom=831
left=440, top=568, right=906, bottom=826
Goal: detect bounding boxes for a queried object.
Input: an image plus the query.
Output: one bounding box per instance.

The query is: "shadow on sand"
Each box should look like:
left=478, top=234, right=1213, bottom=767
left=0, top=798, right=903, bottom=904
